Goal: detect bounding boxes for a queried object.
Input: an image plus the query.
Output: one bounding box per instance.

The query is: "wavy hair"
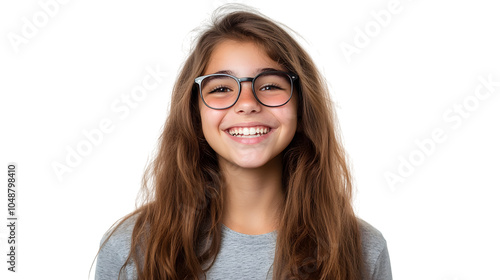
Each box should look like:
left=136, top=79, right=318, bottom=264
left=97, top=6, right=363, bottom=280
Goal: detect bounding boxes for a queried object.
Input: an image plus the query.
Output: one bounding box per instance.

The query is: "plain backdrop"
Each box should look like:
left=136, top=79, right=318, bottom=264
left=1, top=0, right=499, bottom=279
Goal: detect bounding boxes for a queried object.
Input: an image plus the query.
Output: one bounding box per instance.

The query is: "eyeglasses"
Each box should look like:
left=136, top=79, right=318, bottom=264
left=194, top=70, right=298, bottom=110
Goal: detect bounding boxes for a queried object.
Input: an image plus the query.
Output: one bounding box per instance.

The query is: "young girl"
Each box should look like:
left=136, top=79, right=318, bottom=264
left=95, top=7, right=392, bottom=280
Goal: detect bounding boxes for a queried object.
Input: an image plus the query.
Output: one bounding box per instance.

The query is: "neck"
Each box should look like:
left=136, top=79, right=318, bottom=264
left=220, top=155, right=284, bottom=235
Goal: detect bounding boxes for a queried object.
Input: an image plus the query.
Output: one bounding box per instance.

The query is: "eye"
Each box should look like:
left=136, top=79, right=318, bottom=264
left=209, top=86, right=233, bottom=94
left=259, top=84, right=283, bottom=91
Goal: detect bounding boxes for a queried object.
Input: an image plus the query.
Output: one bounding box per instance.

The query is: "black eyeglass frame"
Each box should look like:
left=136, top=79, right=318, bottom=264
left=194, top=70, right=299, bottom=110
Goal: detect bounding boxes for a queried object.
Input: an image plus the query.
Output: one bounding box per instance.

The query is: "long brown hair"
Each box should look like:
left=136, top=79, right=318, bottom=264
left=98, top=6, right=363, bottom=279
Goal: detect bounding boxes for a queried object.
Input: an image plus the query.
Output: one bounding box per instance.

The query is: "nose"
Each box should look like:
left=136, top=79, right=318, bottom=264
left=233, top=82, right=261, bottom=114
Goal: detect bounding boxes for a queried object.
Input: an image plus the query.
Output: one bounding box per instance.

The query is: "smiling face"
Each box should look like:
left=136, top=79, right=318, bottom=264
left=198, top=40, right=298, bottom=170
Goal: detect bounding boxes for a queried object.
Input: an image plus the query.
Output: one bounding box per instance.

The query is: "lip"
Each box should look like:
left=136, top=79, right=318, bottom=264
left=224, top=122, right=274, bottom=129
left=223, top=122, right=274, bottom=145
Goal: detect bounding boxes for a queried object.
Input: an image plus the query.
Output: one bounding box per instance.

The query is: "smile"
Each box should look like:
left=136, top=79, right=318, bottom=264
left=227, top=126, right=270, bottom=138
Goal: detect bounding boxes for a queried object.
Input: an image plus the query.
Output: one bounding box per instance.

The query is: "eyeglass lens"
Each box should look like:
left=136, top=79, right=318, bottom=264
left=200, top=72, right=292, bottom=109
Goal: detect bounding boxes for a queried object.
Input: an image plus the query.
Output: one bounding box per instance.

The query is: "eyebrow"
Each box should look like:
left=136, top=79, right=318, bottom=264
left=213, top=67, right=282, bottom=77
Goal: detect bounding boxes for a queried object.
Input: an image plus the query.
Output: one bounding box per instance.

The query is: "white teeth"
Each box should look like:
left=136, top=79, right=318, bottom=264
left=228, top=126, right=270, bottom=137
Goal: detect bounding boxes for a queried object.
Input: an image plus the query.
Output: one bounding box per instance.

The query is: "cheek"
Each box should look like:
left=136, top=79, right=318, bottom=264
left=286, top=113, right=298, bottom=136
left=199, top=106, right=223, bottom=137
left=280, top=102, right=298, bottom=134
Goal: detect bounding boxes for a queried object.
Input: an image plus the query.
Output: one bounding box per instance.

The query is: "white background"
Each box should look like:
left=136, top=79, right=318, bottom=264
left=1, top=0, right=499, bottom=279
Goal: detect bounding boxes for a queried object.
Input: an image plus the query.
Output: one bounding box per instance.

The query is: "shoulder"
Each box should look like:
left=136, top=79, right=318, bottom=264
left=357, top=218, right=393, bottom=280
left=358, top=218, right=386, bottom=257
left=95, top=214, right=139, bottom=280
left=100, top=214, right=137, bottom=250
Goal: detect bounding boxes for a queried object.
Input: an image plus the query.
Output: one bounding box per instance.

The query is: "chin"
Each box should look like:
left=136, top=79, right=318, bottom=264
left=231, top=159, right=269, bottom=169
left=230, top=152, right=282, bottom=170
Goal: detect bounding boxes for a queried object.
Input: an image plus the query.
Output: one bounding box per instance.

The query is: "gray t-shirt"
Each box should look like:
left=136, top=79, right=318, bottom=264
left=95, top=216, right=392, bottom=279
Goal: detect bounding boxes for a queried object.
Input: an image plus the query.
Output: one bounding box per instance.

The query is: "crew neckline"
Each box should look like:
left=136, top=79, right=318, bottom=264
left=221, top=223, right=277, bottom=239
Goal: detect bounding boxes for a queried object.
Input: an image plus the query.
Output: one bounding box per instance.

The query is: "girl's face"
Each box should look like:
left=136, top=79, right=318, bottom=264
left=199, top=40, right=298, bottom=170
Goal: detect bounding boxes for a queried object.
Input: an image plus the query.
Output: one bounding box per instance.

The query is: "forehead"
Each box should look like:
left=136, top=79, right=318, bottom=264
left=203, top=40, right=284, bottom=76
